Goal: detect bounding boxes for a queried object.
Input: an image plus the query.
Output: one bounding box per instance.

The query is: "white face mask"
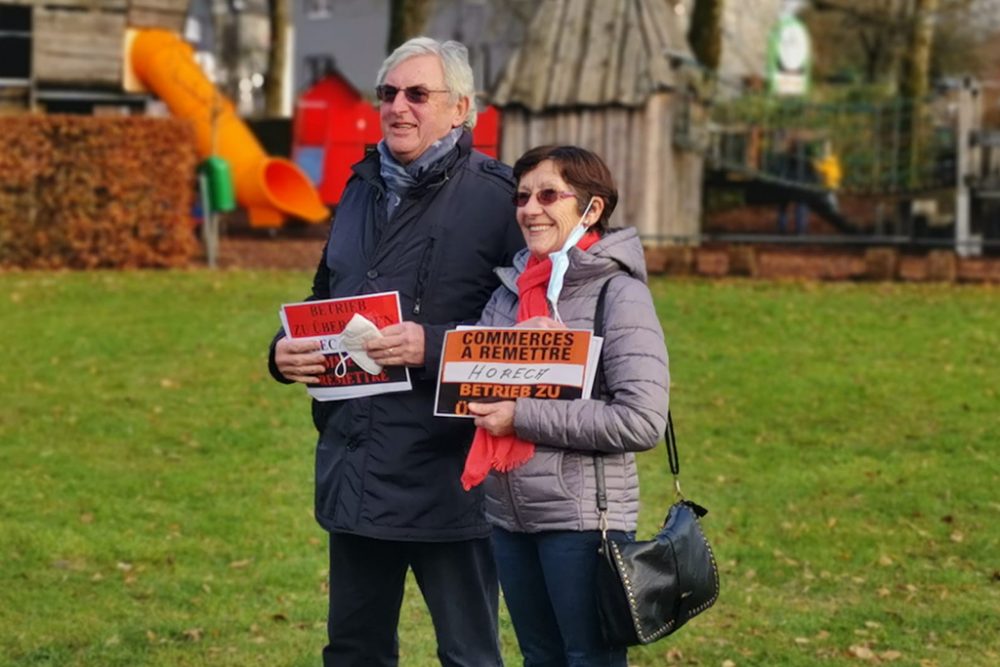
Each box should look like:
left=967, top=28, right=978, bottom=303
left=547, top=197, right=596, bottom=323
left=333, top=313, right=383, bottom=376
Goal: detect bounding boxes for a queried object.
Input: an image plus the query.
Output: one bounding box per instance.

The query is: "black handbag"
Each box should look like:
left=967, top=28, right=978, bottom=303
left=590, top=280, right=720, bottom=647
left=593, top=414, right=720, bottom=646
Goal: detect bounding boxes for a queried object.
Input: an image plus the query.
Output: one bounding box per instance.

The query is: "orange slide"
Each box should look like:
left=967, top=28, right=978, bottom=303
left=130, top=29, right=328, bottom=227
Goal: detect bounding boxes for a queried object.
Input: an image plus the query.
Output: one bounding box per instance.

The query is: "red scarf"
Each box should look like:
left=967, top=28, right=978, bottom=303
left=461, top=231, right=600, bottom=491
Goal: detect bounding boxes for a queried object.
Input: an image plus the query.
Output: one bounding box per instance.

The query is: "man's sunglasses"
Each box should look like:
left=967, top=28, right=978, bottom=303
left=375, top=85, right=449, bottom=104
left=514, top=189, right=578, bottom=208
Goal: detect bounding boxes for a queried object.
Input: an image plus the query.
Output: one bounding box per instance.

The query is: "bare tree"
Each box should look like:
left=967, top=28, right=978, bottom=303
left=807, top=0, right=976, bottom=88
left=264, top=0, right=289, bottom=116
left=387, top=0, right=435, bottom=54
left=900, top=0, right=938, bottom=99
left=687, top=0, right=725, bottom=70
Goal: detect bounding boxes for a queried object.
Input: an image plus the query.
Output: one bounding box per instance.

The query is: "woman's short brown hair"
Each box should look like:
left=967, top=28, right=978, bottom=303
left=512, top=145, right=619, bottom=231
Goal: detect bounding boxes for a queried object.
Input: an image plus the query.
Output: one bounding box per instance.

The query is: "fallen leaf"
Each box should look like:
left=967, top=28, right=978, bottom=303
left=229, top=559, right=252, bottom=569
left=827, top=517, right=838, bottom=528
left=949, top=531, right=964, bottom=543
left=80, top=513, right=94, bottom=524
left=794, top=637, right=810, bottom=645
left=864, top=621, right=882, bottom=629
left=880, top=650, right=903, bottom=661
left=722, top=660, right=736, bottom=667
left=878, top=555, right=893, bottom=566
left=849, top=644, right=875, bottom=660
left=877, top=587, right=891, bottom=597
left=182, top=628, right=203, bottom=642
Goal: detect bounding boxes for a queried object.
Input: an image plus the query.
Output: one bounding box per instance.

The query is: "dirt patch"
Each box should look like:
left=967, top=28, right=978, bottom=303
left=208, top=236, right=327, bottom=271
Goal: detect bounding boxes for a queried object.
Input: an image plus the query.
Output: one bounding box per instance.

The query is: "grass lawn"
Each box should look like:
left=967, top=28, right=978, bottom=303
left=0, top=271, right=997, bottom=667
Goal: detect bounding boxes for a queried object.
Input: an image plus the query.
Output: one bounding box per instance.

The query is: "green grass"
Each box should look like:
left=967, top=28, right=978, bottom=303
left=1, top=272, right=997, bottom=666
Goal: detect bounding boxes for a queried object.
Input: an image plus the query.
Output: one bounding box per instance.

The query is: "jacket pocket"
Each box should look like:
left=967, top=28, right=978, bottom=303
left=510, top=448, right=582, bottom=529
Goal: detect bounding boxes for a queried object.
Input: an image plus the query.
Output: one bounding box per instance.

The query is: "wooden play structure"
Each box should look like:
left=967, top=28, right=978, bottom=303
left=490, top=0, right=705, bottom=246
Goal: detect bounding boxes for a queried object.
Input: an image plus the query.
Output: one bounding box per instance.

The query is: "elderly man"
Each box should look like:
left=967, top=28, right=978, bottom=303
left=268, top=37, right=522, bottom=666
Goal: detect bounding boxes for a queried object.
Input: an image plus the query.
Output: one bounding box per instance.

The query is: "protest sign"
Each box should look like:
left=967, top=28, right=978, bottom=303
left=434, top=327, right=598, bottom=417
left=280, top=291, right=411, bottom=401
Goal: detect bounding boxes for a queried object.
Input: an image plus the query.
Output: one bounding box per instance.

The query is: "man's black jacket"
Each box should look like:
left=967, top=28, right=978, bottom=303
left=270, top=131, right=524, bottom=540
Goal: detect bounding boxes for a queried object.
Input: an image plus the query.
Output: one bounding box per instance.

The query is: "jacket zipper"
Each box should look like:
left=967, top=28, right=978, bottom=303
left=504, top=472, right=527, bottom=531
left=411, top=236, right=435, bottom=315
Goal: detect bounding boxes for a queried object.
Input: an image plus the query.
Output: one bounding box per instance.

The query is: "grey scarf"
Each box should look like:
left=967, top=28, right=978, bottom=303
left=377, top=126, right=463, bottom=219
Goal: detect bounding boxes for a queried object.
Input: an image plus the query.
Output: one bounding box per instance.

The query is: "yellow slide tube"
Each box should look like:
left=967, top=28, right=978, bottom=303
left=131, top=29, right=328, bottom=227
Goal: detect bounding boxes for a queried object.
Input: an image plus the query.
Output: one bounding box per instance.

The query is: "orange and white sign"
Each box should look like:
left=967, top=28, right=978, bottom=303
left=434, top=328, right=597, bottom=417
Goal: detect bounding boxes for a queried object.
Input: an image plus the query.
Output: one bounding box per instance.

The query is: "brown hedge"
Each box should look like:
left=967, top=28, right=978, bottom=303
left=0, top=115, right=198, bottom=269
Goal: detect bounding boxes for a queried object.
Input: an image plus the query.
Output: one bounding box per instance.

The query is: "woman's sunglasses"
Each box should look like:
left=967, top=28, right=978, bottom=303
left=514, top=189, right=578, bottom=208
left=375, top=85, right=449, bottom=104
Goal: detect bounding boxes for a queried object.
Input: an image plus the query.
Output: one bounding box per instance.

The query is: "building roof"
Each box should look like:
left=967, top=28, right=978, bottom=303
left=491, top=0, right=690, bottom=110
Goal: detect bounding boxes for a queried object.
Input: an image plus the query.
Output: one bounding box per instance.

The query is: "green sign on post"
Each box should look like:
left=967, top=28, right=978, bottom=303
left=199, top=156, right=236, bottom=213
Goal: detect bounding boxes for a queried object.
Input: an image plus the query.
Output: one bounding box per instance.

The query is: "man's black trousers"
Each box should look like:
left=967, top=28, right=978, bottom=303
left=323, top=532, right=502, bottom=667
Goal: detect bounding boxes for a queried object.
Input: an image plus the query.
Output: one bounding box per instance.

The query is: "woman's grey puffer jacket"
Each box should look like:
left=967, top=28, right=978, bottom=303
left=478, top=227, right=669, bottom=534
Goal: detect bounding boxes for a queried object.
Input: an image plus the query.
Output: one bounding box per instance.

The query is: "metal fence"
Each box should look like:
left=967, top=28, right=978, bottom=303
left=707, top=92, right=956, bottom=195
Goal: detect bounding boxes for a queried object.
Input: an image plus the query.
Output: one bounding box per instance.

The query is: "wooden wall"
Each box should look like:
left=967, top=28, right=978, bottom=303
left=128, top=0, right=187, bottom=32
left=33, top=3, right=126, bottom=86
left=499, top=94, right=703, bottom=245
left=29, top=0, right=188, bottom=87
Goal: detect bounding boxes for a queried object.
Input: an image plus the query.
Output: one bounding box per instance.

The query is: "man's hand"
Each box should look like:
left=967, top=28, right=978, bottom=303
left=275, top=337, right=326, bottom=384
left=364, top=322, right=425, bottom=367
left=468, top=401, right=516, bottom=437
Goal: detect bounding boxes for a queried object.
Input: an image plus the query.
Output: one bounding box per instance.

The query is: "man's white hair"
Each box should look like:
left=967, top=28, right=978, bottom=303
left=376, top=37, right=478, bottom=129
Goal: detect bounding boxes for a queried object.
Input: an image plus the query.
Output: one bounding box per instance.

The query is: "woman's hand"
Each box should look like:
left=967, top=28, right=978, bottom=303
left=516, top=316, right=566, bottom=329
left=275, top=337, right=326, bottom=384
left=364, top=322, right=426, bottom=367
left=468, top=401, right=516, bottom=437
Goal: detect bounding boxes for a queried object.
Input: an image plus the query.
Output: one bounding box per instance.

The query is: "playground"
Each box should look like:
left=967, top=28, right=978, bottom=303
left=700, top=79, right=1000, bottom=257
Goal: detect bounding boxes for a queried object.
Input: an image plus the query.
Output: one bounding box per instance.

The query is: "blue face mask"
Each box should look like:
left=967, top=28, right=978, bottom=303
left=547, top=197, right=596, bottom=322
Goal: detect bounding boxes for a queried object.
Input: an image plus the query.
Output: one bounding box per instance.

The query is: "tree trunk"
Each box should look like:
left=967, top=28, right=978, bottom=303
left=387, top=0, right=434, bottom=54
left=899, top=0, right=937, bottom=100
left=900, top=0, right=938, bottom=188
left=687, top=0, right=724, bottom=71
left=264, top=0, right=289, bottom=116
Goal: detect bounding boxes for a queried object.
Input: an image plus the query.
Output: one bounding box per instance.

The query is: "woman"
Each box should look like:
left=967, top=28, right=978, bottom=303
left=462, top=145, right=669, bottom=666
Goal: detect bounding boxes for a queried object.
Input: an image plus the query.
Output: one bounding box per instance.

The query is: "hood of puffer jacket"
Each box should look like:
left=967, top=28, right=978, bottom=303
left=495, top=226, right=647, bottom=294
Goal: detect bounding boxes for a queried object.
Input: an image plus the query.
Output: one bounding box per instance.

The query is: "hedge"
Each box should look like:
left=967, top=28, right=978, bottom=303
left=0, top=116, right=198, bottom=269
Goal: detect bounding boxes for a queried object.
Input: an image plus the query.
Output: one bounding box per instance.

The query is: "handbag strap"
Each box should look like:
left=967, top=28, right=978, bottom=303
left=591, top=277, right=681, bottom=539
